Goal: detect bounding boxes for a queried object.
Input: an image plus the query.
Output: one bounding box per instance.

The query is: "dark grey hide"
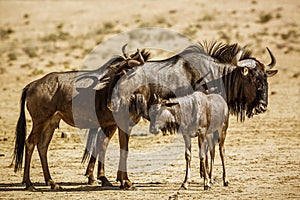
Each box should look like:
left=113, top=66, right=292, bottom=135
left=106, top=42, right=277, bottom=189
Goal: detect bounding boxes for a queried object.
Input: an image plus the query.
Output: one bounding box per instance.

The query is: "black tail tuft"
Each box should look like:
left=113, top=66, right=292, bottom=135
left=13, top=86, right=28, bottom=172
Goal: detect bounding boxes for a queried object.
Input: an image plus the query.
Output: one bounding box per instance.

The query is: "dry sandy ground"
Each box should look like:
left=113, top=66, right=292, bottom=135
left=0, top=0, right=299, bottom=199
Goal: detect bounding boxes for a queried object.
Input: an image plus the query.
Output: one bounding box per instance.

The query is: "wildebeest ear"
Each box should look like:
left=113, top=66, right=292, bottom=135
left=153, top=94, right=162, bottom=104
left=232, top=46, right=246, bottom=65
left=266, top=69, right=278, bottom=77
left=128, top=60, right=141, bottom=67
left=241, top=67, right=249, bottom=76
left=93, top=77, right=110, bottom=90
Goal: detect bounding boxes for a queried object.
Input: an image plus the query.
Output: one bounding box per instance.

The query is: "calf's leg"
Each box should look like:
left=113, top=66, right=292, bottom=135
left=181, top=134, right=192, bottom=189
left=198, top=133, right=210, bottom=190
left=219, top=123, right=229, bottom=186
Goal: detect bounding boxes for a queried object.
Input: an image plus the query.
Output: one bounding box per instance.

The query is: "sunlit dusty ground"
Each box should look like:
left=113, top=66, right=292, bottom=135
left=0, top=0, right=299, bottom=199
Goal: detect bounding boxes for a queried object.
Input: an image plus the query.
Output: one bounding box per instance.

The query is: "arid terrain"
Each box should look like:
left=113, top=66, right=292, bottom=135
left=0, top=0, right=299, bottom=199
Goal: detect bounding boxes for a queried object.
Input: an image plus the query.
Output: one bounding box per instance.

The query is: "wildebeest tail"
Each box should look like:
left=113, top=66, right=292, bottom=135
left=82, top=128, right=98, bottom=164
left=13, top=86, right=28, bottom=172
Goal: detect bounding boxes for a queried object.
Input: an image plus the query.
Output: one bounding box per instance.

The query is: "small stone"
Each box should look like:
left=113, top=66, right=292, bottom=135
left=0, top=154, right=5, bottom=157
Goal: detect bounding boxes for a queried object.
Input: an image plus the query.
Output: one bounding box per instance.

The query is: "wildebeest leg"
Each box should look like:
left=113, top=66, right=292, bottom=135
left=198, top=133, right=210, bottom=190
left=85, top=128, right=106, bottom=185
left=209, top=146, right=215, bottom=184
left=116, top=128, right=132, bottom=189
left=85, top=154, right=97, bottom=185
left=37, top=118, right=61, bottom=190
left=85, top=128, right=115, bottom=186
left=181, top=134, right=191, bottom=190
left=22, top=124, right=43, bottom=190
left=205, top=155, right=209, bottom=177
left=96, top=127, right=116, bottom=186
left=219, top=122, right=229, bottom=186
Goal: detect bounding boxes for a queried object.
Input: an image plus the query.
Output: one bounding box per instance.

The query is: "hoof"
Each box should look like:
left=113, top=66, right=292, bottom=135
left=102, top=181, right=113, bottom=187
left=224, top=181, right=229, bottom=187
left=204, top=185, right=210, bottom=190
left=119, top=180, right=135, bottom=190
left=181, top=182, right=189, bottom=190
left=124, top=185, right=137, bottom=191
left=51, top=183, right=62, bottom=190
left=88, top=177, right=98, bottom=185
left=25, top=185, right=38, bottom=192
left=99, top=176, right=113, bottom=187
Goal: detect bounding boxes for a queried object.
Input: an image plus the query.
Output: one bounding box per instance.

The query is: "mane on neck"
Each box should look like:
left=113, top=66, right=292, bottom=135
left=199, top=41, right=253, bottom=64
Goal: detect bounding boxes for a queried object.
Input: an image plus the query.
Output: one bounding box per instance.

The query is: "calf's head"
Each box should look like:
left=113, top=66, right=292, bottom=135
left=149, top=102, right=179, bottom=135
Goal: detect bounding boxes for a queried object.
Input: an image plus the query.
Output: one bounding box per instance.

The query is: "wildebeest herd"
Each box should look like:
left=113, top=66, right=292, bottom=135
left=13, top=41, right=277, bottom=191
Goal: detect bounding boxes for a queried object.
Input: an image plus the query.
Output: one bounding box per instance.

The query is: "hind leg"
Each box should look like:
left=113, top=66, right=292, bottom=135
left=219, top=125, right=229, bottom=186
left=117, top=128, right=133, bottom=189
left=37, top=119, right=61, bottom=190
left=217, top=117, right=229, bottom=187
left=96, top=127, right=116, bottom=187
left=22, top=124, right=44, bottom=190
left=181, top=134, right=192, bottom=190
left=198, top=132, right=210, bottom=190
left=85, top=128, right=100, bottom=185
left=85, top=127, right=116, bottom=186
left=209, top=146, right=215, bottom=184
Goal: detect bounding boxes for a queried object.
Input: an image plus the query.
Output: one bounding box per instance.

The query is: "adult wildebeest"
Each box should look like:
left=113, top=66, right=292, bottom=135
left=13, top=46, right=150, bottom=190
left=91, top=41, right=277, bottom=189
left=148, top=92, right=229, bottom=190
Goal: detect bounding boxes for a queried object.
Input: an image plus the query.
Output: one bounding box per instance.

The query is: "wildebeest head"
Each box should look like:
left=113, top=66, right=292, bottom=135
left=149, top=101, right=180, bottom=135
left=98, top=45, right=150, bottom=111
left=233, top=47, right=277, bottom=117
left=201, top=42, right=278, bottom=119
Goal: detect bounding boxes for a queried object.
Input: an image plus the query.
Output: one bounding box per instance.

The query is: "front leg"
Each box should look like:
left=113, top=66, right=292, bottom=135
left=182, top=134, right=192, bottom=190
left=198, top=133, right=210, bottom=190
left=117, top=128, right=133, bottom=189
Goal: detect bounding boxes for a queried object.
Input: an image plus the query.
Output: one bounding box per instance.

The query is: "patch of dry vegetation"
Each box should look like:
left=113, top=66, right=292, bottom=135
left=257, top=12, right=273, bottom=24
left=0, top=27, right=14, bottom=40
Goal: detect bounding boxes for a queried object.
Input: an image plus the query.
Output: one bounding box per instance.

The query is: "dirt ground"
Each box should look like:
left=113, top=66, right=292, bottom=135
left=0, top=0, right=299, bottom=199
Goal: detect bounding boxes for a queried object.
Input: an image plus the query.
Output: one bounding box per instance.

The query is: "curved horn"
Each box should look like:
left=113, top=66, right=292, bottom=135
left=137, top=48, right=145, bottom=64
left=237, top=59, right=256, bottom=68
left=266, top=47, right=276, bottom=69
left=122, top=44, right=128, bottom=59
left=232, top=45, right=247, bottom=65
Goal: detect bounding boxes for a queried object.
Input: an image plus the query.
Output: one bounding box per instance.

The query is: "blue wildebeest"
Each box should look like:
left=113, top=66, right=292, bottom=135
left=13, top=46, right=150, bottom=190
left=148, top=92, right=229, bottom=190
left=87, top=41, right=277, bottom=189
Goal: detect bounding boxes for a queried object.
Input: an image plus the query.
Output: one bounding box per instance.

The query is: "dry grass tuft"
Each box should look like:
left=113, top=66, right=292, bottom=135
left=0, top=27, right=14, bottom=40
left=7, top=52, right=17, bottom=61
left=257, top=12, right=273, bottom=24
left=22, top=46, right=38, bottom=58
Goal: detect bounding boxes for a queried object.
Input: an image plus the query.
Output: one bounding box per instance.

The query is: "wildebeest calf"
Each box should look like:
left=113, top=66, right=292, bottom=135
left=149, top=91, right=229, bottom=190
